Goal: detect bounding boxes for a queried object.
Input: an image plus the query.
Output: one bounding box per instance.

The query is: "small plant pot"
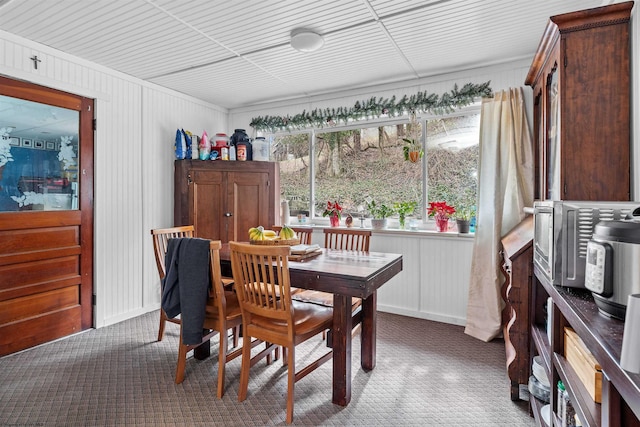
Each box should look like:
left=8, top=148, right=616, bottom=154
left=408, top=151, right=421, bottom=163
left=456, top=219, right=470, bottom=233
left=371, top=218, right=387, bottom=230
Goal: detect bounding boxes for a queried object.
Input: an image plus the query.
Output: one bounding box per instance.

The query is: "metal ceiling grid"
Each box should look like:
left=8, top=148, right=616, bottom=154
left=0, top=0, right=623, bottom=108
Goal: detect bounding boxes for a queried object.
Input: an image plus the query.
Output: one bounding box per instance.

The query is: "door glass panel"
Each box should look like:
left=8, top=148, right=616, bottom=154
left=546, top=67, right=560, bottom=200
left=0, top=95, right=79, bottom=211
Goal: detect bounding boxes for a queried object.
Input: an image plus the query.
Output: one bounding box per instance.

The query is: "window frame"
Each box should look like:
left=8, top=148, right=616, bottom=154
left=262, top=103, right=481, bottom=228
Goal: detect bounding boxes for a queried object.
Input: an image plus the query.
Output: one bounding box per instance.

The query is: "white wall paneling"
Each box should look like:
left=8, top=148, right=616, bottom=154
left=371, top=233, right=473, bottom=326
left=1, top=7, right=638, bottom=331
left=309, top=230, right=473, bottom=325
left=0, top=30, right=229, bottom=328
left=141, top=88, right=228, bottom=321
left=228, top=59, right=533, bottom=134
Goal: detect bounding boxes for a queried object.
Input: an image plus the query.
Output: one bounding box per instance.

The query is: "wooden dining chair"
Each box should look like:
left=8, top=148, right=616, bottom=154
left=229, top=242, right=333, bottom=424
left=151, top=226, right=234, bottom=341
left=174, top=240, right=265, bottom=397
left=151, top=225, right=194, bottom=341
left=295, top=228, right=371, bottom=339
left=272, top=225, right=314, bottom=245
left=323, top=228, right=371, bottom=251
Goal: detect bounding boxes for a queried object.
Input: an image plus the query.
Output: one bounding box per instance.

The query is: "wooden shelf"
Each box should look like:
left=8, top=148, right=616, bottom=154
left=554, top=352, right=600, bottom=427
left=532, top=323, right=551, bottom=375
left=534, top=263, right=640, bottom=426
left=529, top=393, right=548, bottom=427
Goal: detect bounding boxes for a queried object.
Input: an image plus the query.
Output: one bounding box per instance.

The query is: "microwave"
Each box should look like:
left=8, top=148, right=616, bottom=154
left=533, top=200, right=638, bottom=288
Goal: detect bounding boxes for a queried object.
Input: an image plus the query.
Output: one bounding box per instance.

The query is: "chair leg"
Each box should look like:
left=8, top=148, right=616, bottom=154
left=158, top=310, right=167, bottom=342
left=232, top=326, right=239, bottom=348
left=266, top=341, right=273, bottom=365
left=175, top=340, right=189, bottom=384
left=238, top=332, right=252, bottom=402
left=217, top=330, right=227, bottom=398
left=286, top=346, right=295, bottom=424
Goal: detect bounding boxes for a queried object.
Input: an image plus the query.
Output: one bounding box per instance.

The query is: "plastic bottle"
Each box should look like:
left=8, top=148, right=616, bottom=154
left=229, top=144, right=236, bottom=161
left=281, top=199, right=290, bottom=226
left=191, top=135, right=200, bottom=159
left=245, top=138, right=253, bottom=161
left=557, top=381, right=566, bottom=422
left=253, top=136, right=269, bottom=161
left=237, top=143, right=247, bottom=161
left=199, top=131, right=210, bottom=160
left=214, top=133, right=228, bottom=160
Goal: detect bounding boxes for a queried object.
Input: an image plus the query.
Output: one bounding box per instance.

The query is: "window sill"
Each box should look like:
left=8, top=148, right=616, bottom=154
left=299, top=223, right=475, bottom=239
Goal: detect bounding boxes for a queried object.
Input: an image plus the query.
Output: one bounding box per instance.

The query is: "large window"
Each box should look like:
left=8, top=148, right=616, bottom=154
left=267, top=108, right=480, bottom=227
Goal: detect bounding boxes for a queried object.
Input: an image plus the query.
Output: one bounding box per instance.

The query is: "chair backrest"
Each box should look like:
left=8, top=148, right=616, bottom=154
left=323, top=228, right=371, bottom=251
left=272, top=225, right=314, bottom=245
left=208, top=240, right=225, bottom=311
left=229, top=242, right=292, bottom=324
left=151, top=226, right=195, bottom=279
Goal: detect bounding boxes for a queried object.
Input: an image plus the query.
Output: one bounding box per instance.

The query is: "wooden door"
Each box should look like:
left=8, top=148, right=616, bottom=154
left=0, top=77, right=94, bottom=356
left=226, top=171, right=270, bottom=242
left=189, top=169, right=225, bottom=241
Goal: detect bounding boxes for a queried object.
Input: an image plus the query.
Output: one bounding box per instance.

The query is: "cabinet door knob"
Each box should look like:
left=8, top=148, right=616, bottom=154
left=224, top=212, right=233, bottom=217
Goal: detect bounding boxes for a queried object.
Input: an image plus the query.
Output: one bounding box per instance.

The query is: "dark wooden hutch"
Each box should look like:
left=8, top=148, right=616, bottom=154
left=502, top=2, right=638, bottom=425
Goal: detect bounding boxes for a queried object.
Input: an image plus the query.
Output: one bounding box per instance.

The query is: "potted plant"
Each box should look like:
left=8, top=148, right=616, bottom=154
left=427, top=201, right=456, bottom=232
left=366, top=200, right=395, bottom=230
left=322, top=200, right=342, bottom=227
left=454, top=206, right=475, bottom=233
left=402, top=138, right=423, bottom=163
left=394, top=201, right=417, bottom=229
left=402, top=112, right=423, bottom=163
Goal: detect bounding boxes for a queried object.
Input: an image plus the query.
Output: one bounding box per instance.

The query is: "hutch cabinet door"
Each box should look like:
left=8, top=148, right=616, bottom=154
left=175, top=160, right=279, bottom=244
left=225, top=171, right=271, bottom=243
left=189, top=169, right=225, bottom=241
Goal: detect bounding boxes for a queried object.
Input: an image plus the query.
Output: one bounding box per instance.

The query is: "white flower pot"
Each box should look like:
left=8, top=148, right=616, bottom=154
left=371, top=218, right=387, bottom=230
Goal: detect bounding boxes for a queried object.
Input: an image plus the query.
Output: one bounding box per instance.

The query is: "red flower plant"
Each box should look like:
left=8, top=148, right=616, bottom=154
left=322, top=200, right=342, bottom=220
left=427, top=201, right=456, bottom=219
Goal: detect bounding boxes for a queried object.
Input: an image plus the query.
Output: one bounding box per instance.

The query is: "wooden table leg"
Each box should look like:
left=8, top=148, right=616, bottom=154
left=361, top=291, right=377, bottom=370
left=332, top=294, right=352, bottom=406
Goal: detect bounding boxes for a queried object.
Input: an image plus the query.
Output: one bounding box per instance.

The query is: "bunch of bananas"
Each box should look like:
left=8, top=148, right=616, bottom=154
left=248, top=226, right=277, bottom=241
left=279, top=225, right=296, bottom=240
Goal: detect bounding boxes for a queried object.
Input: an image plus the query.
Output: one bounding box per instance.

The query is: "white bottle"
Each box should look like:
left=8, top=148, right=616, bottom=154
left=229, top=144, right=236, bottom=161
left=281, top=199, right=290, bottom=226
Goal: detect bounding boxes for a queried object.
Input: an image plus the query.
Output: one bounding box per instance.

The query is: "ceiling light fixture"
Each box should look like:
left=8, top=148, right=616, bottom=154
left=290, top=29, right=324, bottom=53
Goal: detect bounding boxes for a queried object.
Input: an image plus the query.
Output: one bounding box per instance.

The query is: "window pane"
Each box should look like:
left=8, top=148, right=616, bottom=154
left=426, top=113, right=480, bottom=214
left=0, top=95, right=80, bottom=212
left=274, top=133, right=312, bottom=223
left=315, top=124, right=423, bottom=219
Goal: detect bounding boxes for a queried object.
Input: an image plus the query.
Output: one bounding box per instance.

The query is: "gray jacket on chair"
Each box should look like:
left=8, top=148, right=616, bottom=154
left=161, top=237, right=210, bottom=345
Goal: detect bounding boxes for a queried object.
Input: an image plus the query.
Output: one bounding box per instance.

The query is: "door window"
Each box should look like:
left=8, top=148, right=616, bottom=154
left=0, top=94, right=80, bottom=211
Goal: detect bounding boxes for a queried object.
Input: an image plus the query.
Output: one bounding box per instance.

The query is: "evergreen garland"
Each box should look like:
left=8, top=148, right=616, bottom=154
left=250, top=81, right=492, bottom=132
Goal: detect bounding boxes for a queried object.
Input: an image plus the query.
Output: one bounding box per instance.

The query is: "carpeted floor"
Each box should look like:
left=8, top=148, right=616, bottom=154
left=0, top=311, right=534, bottom=426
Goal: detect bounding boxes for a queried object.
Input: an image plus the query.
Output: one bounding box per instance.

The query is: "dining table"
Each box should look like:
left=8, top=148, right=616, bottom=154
left=219, top=243, right=403, bottom=406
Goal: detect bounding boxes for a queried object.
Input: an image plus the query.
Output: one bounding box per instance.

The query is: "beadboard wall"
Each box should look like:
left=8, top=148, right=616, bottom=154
left=0, top=30, right=228, bottom=328
left=228, top=59, right=534, bottom=136
left=308, top=229, right=474, bottom=326
left=1, top=14, right=638, bottom=330
left=231, top=61, right=531, bottom=325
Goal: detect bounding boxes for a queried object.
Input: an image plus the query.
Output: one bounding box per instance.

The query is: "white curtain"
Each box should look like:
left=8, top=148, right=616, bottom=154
left=464, top=87, right=534, bottom=342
